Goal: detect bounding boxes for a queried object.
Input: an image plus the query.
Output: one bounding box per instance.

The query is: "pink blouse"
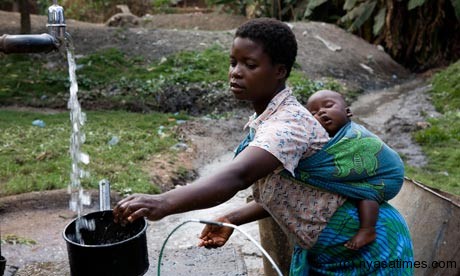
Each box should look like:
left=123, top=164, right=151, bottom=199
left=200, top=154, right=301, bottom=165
left=245, top=87, right=346, bottom=249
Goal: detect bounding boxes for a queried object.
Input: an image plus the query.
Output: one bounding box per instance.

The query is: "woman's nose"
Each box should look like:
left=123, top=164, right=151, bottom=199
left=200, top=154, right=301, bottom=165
left=229, top=64, right=242, bottom=78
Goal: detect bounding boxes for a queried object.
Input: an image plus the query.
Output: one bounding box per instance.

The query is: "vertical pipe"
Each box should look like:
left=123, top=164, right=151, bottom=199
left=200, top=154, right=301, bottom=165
left=99, top=179, right=111, bottom=211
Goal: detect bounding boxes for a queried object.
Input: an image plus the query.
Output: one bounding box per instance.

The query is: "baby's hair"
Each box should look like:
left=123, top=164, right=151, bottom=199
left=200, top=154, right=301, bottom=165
left=235, top=18, right=297, bottom=78
left=315, top=89, right=349, bottom=106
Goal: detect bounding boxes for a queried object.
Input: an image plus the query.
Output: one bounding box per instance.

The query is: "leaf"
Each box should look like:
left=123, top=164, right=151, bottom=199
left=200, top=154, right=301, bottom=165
left=350, top=0, right=377, bottom=32
left=307, top=0, right=329, bottom=10
left=450, top=0, right=460, bottom=21
left=343, top=0, right=358, bottom=11
left=408, top=0, right=427, bottom=10
left=373, top=7, right=386, bottom=36
left=304, top=0, right=329, bottom=18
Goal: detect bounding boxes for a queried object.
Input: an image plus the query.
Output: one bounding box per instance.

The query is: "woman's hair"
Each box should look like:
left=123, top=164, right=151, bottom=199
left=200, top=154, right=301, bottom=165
left=235, top=18, right=297, bottom=78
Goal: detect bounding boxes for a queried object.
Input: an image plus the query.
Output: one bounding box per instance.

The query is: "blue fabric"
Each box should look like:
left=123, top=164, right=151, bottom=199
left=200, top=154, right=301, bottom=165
left=290, top=201, right=414, bottom=275
left=283, top=121, right=404, bottom=203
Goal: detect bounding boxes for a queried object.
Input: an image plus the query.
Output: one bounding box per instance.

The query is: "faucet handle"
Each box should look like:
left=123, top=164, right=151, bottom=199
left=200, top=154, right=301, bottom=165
left=47, top=3, right=66, bottom=40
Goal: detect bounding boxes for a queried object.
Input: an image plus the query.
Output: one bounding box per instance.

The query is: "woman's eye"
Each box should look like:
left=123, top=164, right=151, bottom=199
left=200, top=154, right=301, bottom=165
left=246, top=63, right=256, bottom=69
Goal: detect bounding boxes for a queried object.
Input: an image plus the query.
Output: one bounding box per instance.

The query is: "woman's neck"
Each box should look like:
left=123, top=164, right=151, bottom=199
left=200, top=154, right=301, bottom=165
left=253, top=84, right=286, bottom=115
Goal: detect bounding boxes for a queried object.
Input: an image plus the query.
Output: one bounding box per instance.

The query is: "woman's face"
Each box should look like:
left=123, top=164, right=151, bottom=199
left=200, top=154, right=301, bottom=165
left=229, top=37, right=284, bottom=112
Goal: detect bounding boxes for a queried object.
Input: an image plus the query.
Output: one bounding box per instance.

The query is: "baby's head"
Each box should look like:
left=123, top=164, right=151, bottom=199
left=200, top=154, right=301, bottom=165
left=306, top=90, right=352, bottom=137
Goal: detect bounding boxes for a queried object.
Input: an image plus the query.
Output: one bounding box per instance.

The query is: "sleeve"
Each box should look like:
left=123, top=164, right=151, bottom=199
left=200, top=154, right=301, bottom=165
left=249, top=106, right=324, bottom=176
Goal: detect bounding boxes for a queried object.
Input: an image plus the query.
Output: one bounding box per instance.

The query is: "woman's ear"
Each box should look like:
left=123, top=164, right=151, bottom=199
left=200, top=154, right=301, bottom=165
left=276, top=64, right=287, bottom=80
left=346, top=107, right=353, bottom=118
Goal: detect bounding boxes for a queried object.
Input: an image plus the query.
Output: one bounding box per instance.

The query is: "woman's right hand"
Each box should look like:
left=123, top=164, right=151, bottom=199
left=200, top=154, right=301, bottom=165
left=113, top=193, right=169, bottom=224
left=198, top=217, right=234, bottom=248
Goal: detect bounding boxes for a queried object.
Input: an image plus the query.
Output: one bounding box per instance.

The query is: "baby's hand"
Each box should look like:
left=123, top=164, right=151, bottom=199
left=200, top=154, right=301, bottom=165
left=198, top=217, right=234, bottom=248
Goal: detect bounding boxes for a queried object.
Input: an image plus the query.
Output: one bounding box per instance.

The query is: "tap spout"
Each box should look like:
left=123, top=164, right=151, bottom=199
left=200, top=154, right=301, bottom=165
left=47, top=3, right=66, bottom=41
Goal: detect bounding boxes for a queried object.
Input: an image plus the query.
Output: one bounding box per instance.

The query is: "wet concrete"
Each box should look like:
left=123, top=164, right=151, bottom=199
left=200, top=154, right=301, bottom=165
left=350, top=77, right=440, bottom=167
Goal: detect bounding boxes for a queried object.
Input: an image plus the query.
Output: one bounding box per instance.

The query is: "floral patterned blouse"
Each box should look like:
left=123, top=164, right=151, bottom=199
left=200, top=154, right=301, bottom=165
left=244, top=87, right=346, bottom=249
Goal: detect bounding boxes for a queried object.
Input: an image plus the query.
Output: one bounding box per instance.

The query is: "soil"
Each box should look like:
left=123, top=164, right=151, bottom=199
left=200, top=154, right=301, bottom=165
left=0, top=9, right=439, bottom=276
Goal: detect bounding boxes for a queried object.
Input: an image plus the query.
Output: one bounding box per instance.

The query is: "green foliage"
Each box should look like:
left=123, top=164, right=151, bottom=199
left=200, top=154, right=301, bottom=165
left=0, top=54, right=68, bottom=105
left=343, top=0, right=358, bottom=11
left=304, top=0, right=328, bottom=17
left=0, top=110, right=185, bottom=196
left=451, top=0, right=460, bottom=20
left=288, top=70, right=344, bottom=104
left=408, top=0, right=427, bottom=10
left=1, top=234, right=36, bottom=245
left=0, top=46, right=229, bottom=108
left=372, top=7, right=386, bottom=36
left=429, top=61, right=460, bottom=113
left=339, top=0, right=377, bottom=32
left=146, top=46, right=229, bottom=85
left=407, top=61, right=460, bottom=195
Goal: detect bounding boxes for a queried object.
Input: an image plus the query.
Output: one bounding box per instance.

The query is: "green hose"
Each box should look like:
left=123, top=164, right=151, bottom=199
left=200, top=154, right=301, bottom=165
left=157, top=219, right=283, bottom=276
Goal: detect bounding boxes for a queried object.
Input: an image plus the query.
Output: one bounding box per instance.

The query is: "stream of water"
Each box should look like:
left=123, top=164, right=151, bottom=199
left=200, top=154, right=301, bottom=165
left=65, top=33, right=94, bottom=244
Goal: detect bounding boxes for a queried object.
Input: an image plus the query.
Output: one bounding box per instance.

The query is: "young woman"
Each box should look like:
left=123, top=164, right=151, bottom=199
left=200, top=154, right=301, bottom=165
left=113, top=18, right=413, bottom=275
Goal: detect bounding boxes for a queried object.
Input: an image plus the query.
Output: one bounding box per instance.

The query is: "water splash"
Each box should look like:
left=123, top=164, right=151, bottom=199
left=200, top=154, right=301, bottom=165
left=64, top=32, right=93, bottom=244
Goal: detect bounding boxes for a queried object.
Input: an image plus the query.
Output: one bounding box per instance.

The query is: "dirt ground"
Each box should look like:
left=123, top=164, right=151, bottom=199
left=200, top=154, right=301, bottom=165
left=0, top=9, right=440, bottom=276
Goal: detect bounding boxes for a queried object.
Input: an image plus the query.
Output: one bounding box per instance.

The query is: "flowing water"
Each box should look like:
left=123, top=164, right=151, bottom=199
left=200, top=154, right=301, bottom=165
left=64, top=33, right=94, bottom=244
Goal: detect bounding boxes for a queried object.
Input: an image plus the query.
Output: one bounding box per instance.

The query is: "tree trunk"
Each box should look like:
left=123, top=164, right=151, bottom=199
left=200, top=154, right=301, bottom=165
left=18, top=0, right=31, bottom=34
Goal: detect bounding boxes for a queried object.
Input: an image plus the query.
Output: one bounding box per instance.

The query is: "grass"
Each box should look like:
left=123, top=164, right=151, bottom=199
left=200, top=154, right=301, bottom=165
left=1, top=234, right=36, bottom=245
left=0, top=109, right=187, bottom=196
left=405, top=61, right=460, bottom=195
left=0, top=46, right=229, bottom=108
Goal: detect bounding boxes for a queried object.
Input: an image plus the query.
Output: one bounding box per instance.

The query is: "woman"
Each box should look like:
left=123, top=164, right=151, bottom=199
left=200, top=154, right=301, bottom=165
left=113, top=18, right=413, bottom=275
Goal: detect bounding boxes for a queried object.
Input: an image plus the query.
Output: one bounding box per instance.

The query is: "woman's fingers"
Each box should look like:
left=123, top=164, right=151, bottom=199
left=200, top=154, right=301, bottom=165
left=128, top=207, right=150, bottom=222
left=113, top=194, right=138, bottom=221
left=113, top=195, right=148, bottom=223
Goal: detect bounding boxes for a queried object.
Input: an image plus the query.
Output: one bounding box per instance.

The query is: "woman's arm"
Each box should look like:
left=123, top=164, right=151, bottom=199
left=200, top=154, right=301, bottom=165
left=199, top=201, right=269, bottom=248
left=113, top=146, right=280, bottom=223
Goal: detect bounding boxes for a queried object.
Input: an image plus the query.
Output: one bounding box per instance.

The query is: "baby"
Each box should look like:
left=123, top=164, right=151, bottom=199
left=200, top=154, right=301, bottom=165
left=306, top=89, right=404, bottom=250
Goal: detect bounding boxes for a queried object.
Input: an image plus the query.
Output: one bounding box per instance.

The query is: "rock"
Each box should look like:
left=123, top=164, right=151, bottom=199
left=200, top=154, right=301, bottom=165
left=106, top=13, right=140, bottom=27
left=105, top=5, right=140, bottom=27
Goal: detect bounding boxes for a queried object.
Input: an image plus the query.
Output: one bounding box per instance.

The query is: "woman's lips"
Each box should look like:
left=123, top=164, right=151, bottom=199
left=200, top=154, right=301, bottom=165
left=230, top=82, right=245, bottom=93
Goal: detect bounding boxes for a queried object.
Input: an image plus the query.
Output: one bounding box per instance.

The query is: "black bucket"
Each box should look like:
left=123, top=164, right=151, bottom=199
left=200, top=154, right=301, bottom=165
left=0, top=255, right=5, bottom=276
left=63, top=210, right=149, bottom=276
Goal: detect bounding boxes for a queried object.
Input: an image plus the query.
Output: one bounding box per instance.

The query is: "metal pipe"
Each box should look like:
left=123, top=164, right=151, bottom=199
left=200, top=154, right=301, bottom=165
left=0, top=33, right=57, bottom=53
left=99, top=179, right=111, bottom=211
left=0, top=1, right=66, bottom=54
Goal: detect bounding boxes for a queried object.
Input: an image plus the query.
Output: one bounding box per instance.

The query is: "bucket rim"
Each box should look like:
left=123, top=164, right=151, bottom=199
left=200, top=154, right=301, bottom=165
left=62, top=210, right=148, bottom=248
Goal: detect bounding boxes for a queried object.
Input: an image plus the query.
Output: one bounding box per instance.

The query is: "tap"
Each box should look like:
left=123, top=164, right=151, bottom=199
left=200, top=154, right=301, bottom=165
left=0, top=1, right=66, bottom=54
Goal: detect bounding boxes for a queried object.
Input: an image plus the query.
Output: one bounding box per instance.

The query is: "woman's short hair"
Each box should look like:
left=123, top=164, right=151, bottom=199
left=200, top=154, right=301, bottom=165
left=235, top=18, right=298, bottom=77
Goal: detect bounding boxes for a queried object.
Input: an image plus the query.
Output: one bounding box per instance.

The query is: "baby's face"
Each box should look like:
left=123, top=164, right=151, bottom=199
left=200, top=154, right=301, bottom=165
left=306, top=91, right=352, bottom=137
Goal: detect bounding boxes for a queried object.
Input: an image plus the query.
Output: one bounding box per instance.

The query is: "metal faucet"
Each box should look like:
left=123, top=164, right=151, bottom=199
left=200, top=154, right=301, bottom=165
left=0, top=1, right=66, bottom=54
